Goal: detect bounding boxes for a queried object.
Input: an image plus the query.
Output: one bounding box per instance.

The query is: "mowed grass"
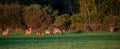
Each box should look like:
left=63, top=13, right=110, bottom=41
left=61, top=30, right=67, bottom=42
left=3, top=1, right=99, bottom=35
left=0, top=31, right=120, bottom=49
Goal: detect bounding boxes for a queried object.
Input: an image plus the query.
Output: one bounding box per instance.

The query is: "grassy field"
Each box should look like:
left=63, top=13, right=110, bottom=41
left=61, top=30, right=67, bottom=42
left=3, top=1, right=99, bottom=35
left=0, top=31, right=120, bottom=49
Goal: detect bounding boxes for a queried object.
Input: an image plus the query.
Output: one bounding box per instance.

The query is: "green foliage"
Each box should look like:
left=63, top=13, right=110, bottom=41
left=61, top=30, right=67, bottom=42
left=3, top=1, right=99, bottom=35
left=0, top=0, right=120, bottom=32
left=101, top=15, right=120, bottom=30
left=89, top=13, right=99, bottom=22
left=95, top=0, right=120, bottom=16
left=22, top=4, right=42, bottom=28
left=54, top=14, right=70, bottom=29
left=0, top=3, right=22, bottom=28
left=42, top=6, right=59, bottom=22
left=70, top=14, right=85, bottom=23
left=69, top=14, right=85, bottom=31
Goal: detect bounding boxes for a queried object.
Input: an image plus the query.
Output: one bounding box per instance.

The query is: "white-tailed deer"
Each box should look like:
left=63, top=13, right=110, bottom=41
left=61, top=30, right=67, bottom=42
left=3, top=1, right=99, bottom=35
left=2, top=28, right=9, bottom=36
left=45, top=29, right=51, bottom=35
left=110, top=26, right=120, bottom=32
left=110, top=26, right=115, bottom=32
left=36, top=31, right=42, bottom=35
left=25, top=27, right=32, bottom=35
left=53, top=28, right=62, bottom=34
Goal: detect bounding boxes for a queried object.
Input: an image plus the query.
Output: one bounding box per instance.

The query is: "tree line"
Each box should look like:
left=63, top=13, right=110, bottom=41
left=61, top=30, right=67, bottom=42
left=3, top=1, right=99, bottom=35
left=0, top=0, right=120, bottom=32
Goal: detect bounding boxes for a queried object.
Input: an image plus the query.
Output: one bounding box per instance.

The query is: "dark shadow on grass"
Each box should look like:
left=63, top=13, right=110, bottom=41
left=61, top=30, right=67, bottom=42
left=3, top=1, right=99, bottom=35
left=74, top=30, right=83, bottom=34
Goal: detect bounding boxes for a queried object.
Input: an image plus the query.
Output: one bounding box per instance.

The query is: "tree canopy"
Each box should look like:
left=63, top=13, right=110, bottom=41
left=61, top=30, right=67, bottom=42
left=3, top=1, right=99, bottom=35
left=0, top=0, right=120, bottom=32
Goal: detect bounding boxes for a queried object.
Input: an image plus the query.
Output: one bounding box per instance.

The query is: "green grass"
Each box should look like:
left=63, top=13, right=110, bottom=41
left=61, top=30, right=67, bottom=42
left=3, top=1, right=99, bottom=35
left=0, top=31, right=120, bottom=49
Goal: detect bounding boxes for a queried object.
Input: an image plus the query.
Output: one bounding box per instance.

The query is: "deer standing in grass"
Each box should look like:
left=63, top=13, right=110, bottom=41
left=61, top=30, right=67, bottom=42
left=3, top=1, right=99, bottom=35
left=45, top=29, right=51, bottom=35
left=110, top=27, right=114, bottom=32
left=2, top=28, right=9, bottom=36
left=25, top=27, right=32, bottom=35
left=53, top=28, right=62, bottom=34
left=36, top=31, right=43, bottom=35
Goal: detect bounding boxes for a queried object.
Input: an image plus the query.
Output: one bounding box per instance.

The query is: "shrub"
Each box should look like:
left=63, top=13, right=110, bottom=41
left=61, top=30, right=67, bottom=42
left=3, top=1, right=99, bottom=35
left=22, top=4, right=42, bottom=29
left=53, top=14, right=70, bottom=30
left=69, top=14, right=85, bottom=31
left=101, top=15, right=120, bottom=31
left=0, top=3, right=22, bottom=29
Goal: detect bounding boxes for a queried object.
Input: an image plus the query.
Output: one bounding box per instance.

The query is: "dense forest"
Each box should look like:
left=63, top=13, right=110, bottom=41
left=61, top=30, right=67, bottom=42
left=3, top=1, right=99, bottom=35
left=0, top=0, right=120, bottom=32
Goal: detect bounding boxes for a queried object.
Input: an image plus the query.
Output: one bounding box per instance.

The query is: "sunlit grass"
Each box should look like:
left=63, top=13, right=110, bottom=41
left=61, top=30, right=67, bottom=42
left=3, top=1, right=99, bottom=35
left=0, top=31, right=120, bottom=49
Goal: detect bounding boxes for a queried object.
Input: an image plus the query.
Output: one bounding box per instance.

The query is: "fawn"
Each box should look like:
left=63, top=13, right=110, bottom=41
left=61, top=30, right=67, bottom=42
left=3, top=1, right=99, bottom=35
left=2, top=28, right=9, bottom=36
left=25, top=27, right=32, bottom=35
left=45, top=29, right=51, bottom=35
left=53, top=28, right=62, bottom=34
left=36, top=31, right=42, bottom=35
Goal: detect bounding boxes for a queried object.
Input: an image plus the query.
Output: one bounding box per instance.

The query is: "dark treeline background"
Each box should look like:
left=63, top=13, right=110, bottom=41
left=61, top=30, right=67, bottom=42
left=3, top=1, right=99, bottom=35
left=0, top=0, right=120, bottom=32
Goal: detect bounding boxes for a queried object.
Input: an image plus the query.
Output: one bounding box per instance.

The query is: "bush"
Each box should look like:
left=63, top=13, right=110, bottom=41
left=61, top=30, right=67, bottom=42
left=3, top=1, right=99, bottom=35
left=69, top=14, right=85, bottom=31
left=22, top=4, right=42, bottom=29
left=53, top=14, right=70, bottom=30
left=101, top=15, right=120, bottom=31
left=0, top=3, right=22, bottom=29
